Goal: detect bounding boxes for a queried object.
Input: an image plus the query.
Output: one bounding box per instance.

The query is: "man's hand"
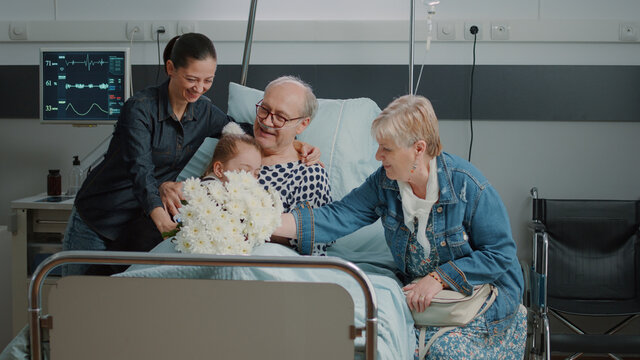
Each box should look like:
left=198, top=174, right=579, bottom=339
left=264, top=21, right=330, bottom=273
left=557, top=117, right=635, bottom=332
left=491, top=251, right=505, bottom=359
left=293, top=140, right=324, bottom=167
left=159, top=181, right=184, bottom=217
left=150, top=207, right=177, bottom=234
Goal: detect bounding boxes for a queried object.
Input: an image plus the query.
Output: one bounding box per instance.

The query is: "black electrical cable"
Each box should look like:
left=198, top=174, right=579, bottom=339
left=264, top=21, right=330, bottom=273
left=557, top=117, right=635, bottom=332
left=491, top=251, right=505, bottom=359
left=468, top=26, right=478, bottom=163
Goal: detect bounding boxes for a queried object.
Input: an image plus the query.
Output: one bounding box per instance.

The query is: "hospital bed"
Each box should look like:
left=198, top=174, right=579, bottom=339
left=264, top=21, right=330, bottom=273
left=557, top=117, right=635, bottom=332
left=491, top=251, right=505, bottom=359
left=1, top=58, right=418, bottom=360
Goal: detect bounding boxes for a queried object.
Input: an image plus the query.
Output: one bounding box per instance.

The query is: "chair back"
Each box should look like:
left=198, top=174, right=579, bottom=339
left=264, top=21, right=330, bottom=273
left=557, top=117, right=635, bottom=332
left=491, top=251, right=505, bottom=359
left=532, top=198, right=640, bottom=315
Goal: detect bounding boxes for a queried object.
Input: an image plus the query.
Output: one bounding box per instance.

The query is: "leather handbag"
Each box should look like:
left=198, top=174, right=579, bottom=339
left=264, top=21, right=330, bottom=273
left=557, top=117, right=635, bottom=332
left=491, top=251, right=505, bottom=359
left=410, top=283, right=498, bottom=359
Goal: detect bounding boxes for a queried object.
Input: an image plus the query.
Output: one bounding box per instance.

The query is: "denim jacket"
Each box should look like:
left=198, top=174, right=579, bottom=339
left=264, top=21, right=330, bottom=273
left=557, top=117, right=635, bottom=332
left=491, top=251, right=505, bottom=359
left=292, top=151, right=524, bottom=333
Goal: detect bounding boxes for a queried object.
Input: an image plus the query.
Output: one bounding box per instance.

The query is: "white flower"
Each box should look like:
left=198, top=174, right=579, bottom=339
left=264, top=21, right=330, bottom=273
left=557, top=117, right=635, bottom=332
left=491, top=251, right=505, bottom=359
left=171, top=174, right=283, bottom=255
left=183, top=177, right=201, bottom=194
left=204, top=180, right=227, bottom=202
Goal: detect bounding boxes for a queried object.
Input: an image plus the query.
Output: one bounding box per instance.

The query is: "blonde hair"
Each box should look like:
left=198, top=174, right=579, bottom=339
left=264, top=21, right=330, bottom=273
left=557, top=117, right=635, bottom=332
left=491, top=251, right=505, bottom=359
left=203, top=134, right=261, bottom=176
left=370, top=94, right=442, bottom=157
left=265, top=75, right=318, bottom=121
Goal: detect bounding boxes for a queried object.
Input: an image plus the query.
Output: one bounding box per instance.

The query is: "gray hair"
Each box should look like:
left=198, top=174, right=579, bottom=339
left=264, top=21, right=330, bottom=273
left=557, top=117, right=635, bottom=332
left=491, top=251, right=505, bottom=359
left=265, top=76, right=318, bottom=121
left=371, top=95, right=442, bottom=157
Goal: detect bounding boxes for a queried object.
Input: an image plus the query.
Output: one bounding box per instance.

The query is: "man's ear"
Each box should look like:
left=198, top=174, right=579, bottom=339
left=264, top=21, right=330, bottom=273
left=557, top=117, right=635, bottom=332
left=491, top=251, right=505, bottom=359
left=295, top=117, right=311, bottom=135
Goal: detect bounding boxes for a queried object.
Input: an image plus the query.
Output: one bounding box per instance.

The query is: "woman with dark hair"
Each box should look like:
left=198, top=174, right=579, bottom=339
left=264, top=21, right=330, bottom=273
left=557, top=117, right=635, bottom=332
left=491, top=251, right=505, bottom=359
left=62, top=33, right=316, bottom=275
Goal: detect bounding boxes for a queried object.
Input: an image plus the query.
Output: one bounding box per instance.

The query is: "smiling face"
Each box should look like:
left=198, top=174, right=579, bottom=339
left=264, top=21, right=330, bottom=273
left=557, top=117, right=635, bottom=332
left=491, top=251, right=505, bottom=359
left=375, top=137, right=417, bottom=182
left=166, top=56, right=217, bottom=105
left=253, top=82, right=310, bottom=157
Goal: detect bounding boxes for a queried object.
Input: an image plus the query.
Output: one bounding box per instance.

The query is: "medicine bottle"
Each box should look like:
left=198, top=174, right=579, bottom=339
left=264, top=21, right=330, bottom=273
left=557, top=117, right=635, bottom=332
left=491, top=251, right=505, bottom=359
left=67, top=156, right=84, bottom=196
left=47, top=169, right=62, bottom=196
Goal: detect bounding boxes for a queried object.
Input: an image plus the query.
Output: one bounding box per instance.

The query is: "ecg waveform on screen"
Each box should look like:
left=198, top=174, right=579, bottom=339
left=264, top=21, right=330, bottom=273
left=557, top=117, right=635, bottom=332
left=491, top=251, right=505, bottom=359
left=64, top=54, right=108, bottom=71
left=65, top=102, right=110, bottom=116
left=65, top=83, right=110, bottom=90
left=42, top=50, right=127, bottom=122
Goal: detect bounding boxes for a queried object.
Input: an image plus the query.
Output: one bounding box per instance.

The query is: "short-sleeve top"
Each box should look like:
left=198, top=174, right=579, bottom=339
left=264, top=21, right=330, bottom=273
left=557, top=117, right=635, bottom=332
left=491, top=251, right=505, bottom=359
left=258, top=161, right=332, bottom=255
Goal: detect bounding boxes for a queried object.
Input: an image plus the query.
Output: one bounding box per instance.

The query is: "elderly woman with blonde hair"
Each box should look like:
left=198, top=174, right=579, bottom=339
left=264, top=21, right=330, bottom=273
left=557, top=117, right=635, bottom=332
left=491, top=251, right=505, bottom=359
left=273, top=94, right=527, bottom=359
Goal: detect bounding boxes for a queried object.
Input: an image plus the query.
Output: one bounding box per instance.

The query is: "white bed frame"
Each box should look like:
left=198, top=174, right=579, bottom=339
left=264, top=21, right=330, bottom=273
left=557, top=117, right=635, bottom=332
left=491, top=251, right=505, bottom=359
left=28, top=251, right=378, bottom=360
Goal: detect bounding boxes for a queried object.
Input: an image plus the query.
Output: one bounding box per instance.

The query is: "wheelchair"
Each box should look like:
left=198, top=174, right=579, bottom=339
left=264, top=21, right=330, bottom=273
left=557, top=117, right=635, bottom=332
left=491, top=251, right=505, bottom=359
left=526, top=188, right=640, bottom=360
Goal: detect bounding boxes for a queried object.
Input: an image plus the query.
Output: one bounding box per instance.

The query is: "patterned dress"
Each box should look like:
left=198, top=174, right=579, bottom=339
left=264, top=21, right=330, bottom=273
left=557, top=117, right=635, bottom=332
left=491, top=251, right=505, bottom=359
left=405, top=216, right=528, bottom=360
left=258, top=161, right=333, bottom=255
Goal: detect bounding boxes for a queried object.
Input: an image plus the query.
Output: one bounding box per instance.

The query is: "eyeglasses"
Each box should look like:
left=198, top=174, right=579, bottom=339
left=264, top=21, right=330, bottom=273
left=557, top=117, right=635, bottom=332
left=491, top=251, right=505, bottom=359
left=255, top=100, right=305, bottom=129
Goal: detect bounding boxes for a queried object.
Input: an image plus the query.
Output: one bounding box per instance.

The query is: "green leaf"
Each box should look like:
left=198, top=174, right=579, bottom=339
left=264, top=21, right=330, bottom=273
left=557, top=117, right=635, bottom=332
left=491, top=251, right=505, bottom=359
left=162, top=223, right=182, bottom=239
left=162, top=229, right=178, bottom=239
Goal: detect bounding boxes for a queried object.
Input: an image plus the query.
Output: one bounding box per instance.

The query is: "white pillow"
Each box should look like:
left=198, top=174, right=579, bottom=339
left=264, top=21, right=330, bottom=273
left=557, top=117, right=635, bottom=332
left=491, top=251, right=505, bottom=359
left=176, top=137, right=218, bottom=181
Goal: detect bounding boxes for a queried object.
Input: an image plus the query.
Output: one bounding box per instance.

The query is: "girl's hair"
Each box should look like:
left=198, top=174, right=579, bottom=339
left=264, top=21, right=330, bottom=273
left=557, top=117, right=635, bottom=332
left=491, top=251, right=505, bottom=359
left=204, top=134, right=262, bottom=176
left=371, top=94, right=442, bottom=157
left=163, top=33, right=217, bottom=74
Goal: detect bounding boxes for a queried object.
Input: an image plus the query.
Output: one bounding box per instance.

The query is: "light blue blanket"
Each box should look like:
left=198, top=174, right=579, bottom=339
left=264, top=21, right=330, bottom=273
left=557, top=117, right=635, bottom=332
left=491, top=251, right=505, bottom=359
left=124, top=240, right=416, bottom=360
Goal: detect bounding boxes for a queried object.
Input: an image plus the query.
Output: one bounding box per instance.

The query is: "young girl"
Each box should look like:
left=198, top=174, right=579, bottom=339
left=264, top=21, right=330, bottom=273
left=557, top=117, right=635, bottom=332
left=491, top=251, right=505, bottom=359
left=202, top=133, right=262, bottom=183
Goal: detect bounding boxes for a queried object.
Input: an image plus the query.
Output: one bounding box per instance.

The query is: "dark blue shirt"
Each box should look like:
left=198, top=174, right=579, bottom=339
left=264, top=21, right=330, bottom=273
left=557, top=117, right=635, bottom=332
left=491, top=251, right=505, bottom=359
left=75, top=80, right=233, bottom=240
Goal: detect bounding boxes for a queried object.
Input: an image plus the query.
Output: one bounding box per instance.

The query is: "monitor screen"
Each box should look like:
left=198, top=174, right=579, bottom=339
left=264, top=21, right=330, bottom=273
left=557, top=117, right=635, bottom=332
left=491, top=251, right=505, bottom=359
left=40, top=48, right=131, bottom=125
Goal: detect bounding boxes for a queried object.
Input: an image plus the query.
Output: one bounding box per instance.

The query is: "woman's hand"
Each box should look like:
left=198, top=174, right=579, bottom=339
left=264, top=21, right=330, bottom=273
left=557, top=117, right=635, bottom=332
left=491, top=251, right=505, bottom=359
left=150, top=207, right=177, bottom=234
left=293, top=140, right=324, bottom=167
left=271, top=213, right=297, bottom=240
left=402, top=274, right=445, bottom=313
left=159, top=181, right=185, bottom=217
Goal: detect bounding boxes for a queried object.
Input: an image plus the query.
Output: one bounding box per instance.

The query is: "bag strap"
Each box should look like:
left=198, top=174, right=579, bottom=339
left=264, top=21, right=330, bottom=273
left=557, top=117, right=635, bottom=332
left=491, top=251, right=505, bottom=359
left=474, top=285, right=498, bottom=319
left=419, top=325, right=453, bottom=360
left=417, top=285, right=498, bottom=360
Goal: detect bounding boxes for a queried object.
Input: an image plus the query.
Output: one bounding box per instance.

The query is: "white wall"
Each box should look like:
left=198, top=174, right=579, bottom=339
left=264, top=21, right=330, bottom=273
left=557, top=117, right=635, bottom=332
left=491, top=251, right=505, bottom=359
left=4, top=0, right=640, bottom=21
left=1, top=0, right=640, bottom=350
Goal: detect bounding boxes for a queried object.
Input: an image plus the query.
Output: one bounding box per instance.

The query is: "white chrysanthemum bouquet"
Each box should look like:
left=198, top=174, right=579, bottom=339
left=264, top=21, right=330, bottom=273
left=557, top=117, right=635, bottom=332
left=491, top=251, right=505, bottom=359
left=169, top=171, right=284, bottom=255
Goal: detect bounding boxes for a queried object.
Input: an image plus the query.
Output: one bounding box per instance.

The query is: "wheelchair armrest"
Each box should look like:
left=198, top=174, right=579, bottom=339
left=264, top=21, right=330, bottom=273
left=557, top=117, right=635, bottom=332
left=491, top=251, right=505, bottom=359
left=528, top=221, right=546, bottom=233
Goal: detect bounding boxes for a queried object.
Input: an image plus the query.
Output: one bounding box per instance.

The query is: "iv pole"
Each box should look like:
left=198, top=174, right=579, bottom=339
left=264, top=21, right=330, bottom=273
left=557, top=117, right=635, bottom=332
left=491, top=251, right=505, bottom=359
left=409, top=0, right=416, bottom=95
left=241, top=0, right=418, bottom=93
left=240, top=0, right=259, bottom=86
